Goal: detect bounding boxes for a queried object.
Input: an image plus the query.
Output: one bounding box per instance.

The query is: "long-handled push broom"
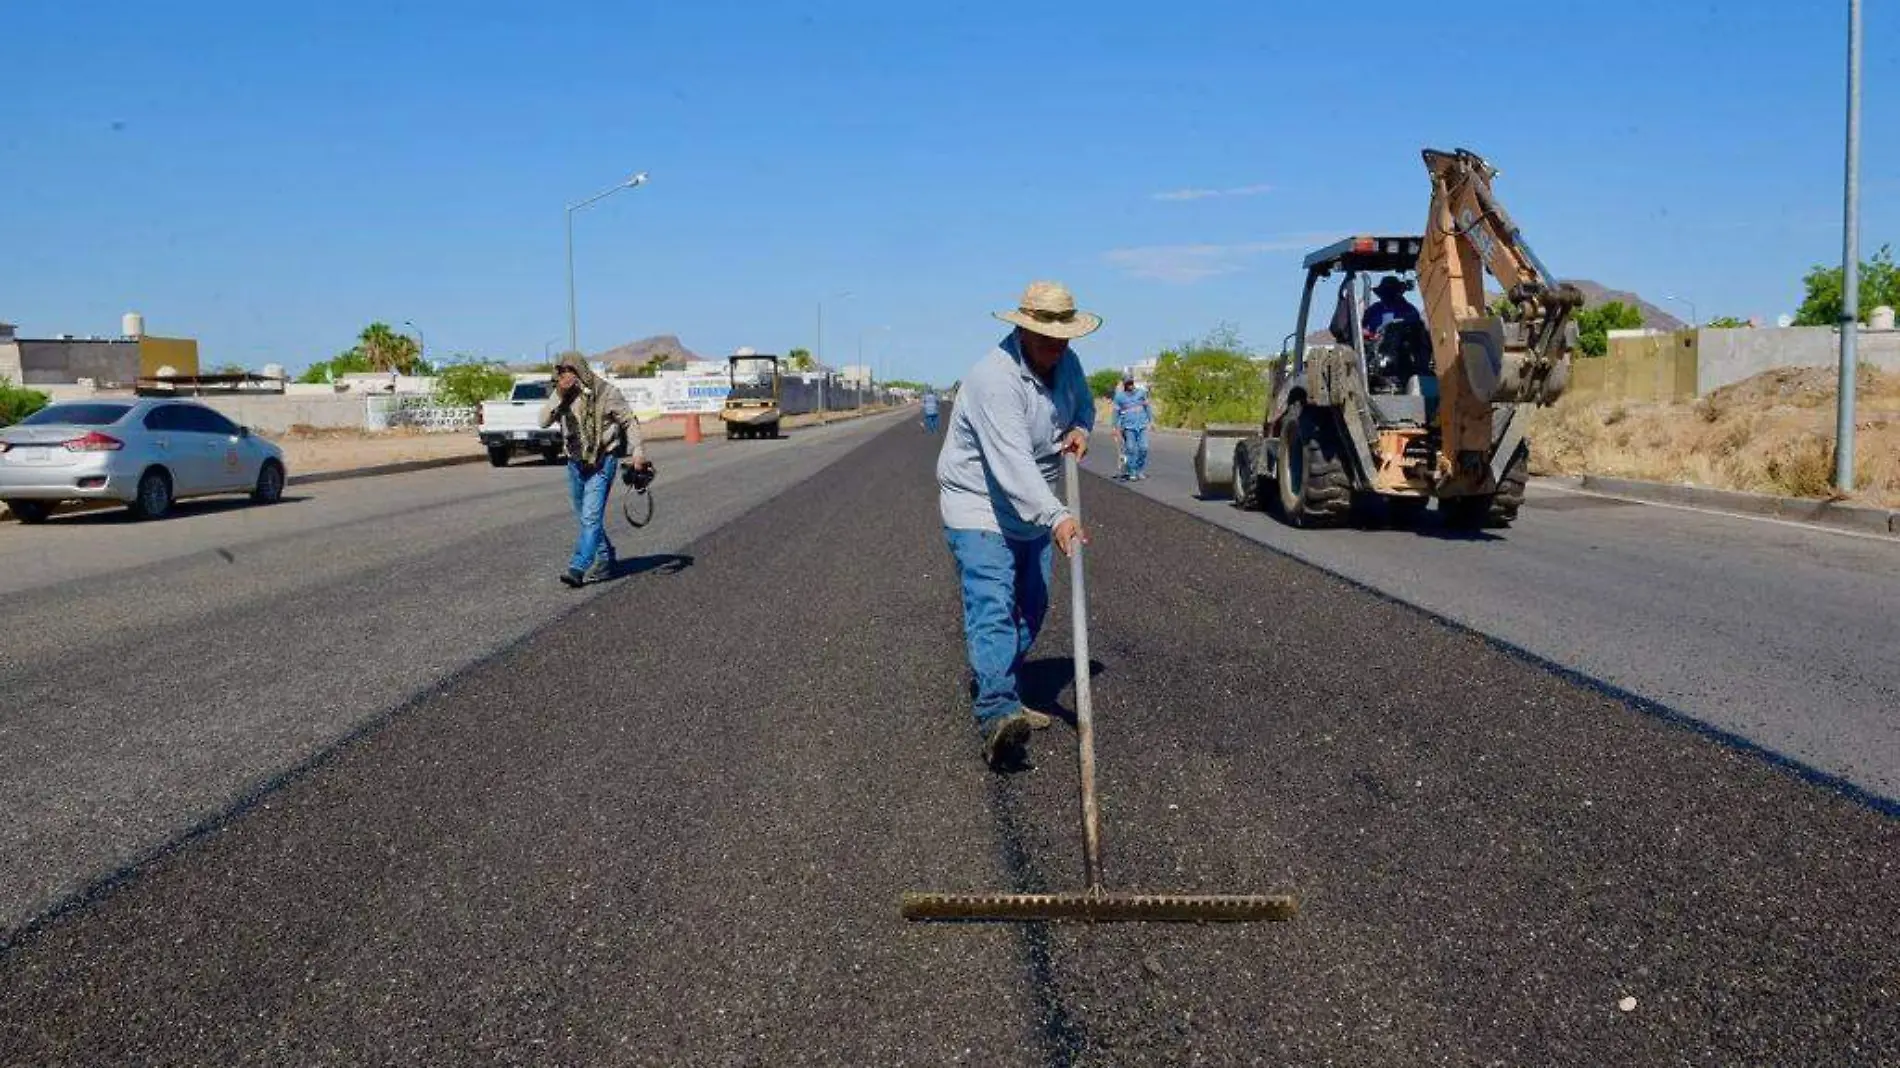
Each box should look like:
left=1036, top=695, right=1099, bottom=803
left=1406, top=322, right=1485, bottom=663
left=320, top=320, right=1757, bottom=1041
left=902, top=451, right=1298, bottom=924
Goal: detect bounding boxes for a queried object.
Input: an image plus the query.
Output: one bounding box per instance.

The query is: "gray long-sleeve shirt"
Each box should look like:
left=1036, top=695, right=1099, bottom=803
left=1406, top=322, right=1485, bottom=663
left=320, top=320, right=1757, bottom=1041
left=936, top=333, right=1096, bottom=540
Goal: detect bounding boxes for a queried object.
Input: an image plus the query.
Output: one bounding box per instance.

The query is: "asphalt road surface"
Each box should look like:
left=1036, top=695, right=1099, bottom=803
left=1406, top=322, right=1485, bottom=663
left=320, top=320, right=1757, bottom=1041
left=1102, top=427, right=1900, bottom=808
left=2, top=412, right=1895, bottom=1065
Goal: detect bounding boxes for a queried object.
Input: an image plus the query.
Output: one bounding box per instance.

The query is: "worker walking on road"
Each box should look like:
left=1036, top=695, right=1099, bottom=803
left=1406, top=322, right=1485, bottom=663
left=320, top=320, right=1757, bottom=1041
left=1110, top=370, right=1154, bottom=481
left=922, top=389, right=940, bottom=433
left=542, top=357, right=652, bottom=588
left=937, top=280, right=1098, bottom=771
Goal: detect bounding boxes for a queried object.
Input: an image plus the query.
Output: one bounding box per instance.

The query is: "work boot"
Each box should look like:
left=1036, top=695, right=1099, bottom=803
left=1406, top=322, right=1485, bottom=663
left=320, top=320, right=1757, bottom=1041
left=1019, top=707, right=1055, bottom=730
left=981, top=712, right=1033, bottom=771
left=559, top=568, right=585, bottom=588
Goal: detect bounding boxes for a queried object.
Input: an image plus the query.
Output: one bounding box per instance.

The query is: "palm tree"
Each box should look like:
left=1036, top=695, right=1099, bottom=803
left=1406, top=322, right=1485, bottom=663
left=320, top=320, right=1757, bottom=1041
left=356, top=322, right=424, bottom=373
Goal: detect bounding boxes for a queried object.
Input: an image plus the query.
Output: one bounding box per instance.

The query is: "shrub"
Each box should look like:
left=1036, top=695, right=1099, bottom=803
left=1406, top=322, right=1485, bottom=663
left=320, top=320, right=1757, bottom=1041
left=0, top=377, right=50, bottom=426
left=1148, top=324, right=1270, bottom=430
left=433, top=360, right=515, bottom=408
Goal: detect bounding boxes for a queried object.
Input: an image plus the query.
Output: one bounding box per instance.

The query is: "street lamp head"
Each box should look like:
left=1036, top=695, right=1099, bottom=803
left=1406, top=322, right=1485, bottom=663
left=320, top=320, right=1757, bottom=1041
left=626, top=172, right=649, bottom=188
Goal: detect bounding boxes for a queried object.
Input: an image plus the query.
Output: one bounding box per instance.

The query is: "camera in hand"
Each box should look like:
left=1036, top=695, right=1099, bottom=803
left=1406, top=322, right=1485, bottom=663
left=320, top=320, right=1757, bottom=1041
left=620, top=461, right=657, bottom=492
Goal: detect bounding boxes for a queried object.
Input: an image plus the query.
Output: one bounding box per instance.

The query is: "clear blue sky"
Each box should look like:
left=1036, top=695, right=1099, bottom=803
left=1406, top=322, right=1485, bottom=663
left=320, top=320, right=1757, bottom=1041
left=3, top=0, right=1894, bottom=384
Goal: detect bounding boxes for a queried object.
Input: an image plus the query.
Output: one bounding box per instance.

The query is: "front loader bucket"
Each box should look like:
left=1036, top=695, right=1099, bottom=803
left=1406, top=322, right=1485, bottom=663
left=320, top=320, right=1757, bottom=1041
left=1193, top=424, right=1255, bottom=498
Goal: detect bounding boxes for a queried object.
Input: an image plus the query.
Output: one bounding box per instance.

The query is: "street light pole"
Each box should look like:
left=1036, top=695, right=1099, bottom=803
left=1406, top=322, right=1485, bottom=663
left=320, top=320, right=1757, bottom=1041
left=403, top=320, right=425, bottom=368
left=1662, top=295, right=1697, bottom=329
left=1836, top=0, right=1862, bottom=493
left=566, top=171, right=649, bottom=359
left=816, top=290, right=852, bottom=423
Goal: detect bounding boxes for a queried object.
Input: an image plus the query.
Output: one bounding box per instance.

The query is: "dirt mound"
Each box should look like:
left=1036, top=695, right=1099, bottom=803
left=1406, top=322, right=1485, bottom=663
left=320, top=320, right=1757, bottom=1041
left=1704, top=364, right=1900, bottom=411
left=1528, top=366, right=1900, bottom=508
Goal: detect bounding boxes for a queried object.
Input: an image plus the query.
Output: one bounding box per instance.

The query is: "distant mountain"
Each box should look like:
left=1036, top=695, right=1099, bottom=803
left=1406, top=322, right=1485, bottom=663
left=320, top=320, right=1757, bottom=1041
left=1560, top=280, right=1685, bottom=330
left=591, top=334, right=701, bottom=372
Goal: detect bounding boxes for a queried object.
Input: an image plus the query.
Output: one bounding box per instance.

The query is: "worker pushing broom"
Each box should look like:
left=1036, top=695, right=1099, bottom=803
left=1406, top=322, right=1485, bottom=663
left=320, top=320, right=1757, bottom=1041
left=920, top=281, right=1295, bottom=924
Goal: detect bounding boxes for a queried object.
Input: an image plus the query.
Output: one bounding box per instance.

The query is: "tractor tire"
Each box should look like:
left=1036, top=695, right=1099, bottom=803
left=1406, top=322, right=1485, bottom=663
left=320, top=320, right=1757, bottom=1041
left=1274, top=402, right=1353, bottom=528
left=1230, top=440, right=1263, bottom=511
left=1442, top=444, right=1528, bottom=530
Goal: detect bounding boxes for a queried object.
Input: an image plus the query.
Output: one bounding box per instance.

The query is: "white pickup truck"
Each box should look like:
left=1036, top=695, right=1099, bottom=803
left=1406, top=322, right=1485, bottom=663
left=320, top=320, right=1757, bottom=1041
left=476, top=379, right=564, bottom=466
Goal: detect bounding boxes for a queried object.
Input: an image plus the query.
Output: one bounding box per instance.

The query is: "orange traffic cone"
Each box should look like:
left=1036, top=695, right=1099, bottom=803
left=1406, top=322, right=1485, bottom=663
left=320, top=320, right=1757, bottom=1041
left=683, top=413, right=702, bottom=444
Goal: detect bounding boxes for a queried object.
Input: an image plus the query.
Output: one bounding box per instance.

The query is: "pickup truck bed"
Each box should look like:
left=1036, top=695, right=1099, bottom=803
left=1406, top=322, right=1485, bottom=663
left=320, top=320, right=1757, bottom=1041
left=477, top=380, right=564, bottom=466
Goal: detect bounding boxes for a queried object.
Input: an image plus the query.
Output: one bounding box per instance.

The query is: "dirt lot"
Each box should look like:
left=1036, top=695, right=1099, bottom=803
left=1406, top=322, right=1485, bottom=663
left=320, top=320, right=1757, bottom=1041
left=1527, top=366, right=1900, bottom=509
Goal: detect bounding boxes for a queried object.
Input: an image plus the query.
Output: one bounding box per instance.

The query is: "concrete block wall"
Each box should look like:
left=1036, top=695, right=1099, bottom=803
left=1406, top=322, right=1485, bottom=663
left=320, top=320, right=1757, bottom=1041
left=1696, top=327, right=1900, bottom=394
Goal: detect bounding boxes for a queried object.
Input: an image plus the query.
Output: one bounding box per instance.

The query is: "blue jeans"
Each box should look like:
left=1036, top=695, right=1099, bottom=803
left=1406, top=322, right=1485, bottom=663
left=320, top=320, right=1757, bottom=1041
left=1120, top=425, right=1149, bottom=477
left=924, top=411, right=939, bottom=432
left=566, top=456, right=619, bottom=575
left=945, top=527, right=1053, bottom=730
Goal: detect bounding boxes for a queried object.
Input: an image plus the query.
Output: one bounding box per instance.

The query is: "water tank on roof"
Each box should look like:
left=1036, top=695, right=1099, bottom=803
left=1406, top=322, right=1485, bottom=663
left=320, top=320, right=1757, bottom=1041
left=122, top=312, right=145, bottom=338
left=262, top=363, right=286, bottom=380
left=1871, top=306, right=1896, bottom=331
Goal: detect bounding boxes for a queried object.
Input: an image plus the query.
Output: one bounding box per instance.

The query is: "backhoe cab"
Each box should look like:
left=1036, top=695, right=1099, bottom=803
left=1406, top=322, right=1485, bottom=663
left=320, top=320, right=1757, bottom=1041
left=1195, top=148, right=1581, bottom=530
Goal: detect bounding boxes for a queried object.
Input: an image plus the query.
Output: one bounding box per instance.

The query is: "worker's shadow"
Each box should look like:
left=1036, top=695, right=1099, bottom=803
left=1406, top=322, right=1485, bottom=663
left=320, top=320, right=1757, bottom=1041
left=602, top=553, right=695, bottom=581
left=1016, top=656, right=1109, bottom=728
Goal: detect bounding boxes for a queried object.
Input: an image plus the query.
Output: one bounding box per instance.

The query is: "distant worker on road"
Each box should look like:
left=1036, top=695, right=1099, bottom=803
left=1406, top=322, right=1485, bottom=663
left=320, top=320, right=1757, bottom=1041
left=922, top=389, right=940, bottom=433
left=541, top=357, right=652, bottom=588
left=1110, top=370, right=1154, bottom=481
left=1362, top=275, right=1422, bottom=339
left=937, top=280, right=1098, bottom=771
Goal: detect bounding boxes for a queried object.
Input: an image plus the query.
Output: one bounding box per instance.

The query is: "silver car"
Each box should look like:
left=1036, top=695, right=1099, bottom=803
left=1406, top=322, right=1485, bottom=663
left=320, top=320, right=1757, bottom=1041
left=0, top=398, right=287, bottom=523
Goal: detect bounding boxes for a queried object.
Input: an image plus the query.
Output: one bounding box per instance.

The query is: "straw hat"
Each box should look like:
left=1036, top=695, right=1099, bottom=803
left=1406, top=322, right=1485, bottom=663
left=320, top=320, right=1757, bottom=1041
left=993, top=280, right=1102, bottom=340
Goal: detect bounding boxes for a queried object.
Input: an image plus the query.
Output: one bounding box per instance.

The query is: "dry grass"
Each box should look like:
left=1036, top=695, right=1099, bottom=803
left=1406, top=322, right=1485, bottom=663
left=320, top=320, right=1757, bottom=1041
left=1527, top=365, right=1900, bottom=508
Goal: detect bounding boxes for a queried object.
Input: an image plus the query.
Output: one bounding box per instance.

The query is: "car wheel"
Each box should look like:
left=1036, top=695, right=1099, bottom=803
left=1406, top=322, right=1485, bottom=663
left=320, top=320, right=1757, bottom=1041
left=5, top=500, right=51, bottom=524
left=128, top=468, right=174, bottom=521
left=487, top=445, right=510, bottom=468
left=252, top=460, right=285, bottom=504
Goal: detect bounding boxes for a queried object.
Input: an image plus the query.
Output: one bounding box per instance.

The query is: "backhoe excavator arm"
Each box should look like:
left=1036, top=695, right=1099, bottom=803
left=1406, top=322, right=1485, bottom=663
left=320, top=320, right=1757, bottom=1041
left=1416, top=148, right=1581, bottom=490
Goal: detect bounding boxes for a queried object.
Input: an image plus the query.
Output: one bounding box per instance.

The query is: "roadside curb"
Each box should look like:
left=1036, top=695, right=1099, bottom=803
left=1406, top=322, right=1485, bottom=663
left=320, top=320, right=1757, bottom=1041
left=1550, top=474, right=1899, bottom=538
left=287, top=454, right=488, bottom=487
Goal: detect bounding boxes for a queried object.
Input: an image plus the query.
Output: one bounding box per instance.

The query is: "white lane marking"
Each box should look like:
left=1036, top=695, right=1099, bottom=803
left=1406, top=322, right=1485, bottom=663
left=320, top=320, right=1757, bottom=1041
left=1534, top=481, right=1899, bottom=545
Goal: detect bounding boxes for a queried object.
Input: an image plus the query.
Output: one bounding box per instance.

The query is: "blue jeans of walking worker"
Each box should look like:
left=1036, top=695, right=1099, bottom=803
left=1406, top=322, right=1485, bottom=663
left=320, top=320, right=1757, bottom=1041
left=924, top=411, right=940, bottom=432
left=1120, top=425, right=1150, bottom=478
left=566, top=454, right=620, bottom=576
left=945, top=527, right=1053, bottom=731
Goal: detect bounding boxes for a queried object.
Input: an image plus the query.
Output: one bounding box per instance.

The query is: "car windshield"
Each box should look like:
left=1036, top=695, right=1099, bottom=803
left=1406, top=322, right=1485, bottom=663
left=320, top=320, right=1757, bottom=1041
left=20, top=403, right=133, bottom=427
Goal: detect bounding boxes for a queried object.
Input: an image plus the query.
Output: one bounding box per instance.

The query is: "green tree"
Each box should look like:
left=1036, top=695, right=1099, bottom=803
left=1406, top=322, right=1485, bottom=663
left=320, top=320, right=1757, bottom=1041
left=785, top=347, right=815, bottom=372
left=357, top=322, right=424, bottom=373
left=1086, top=369, right=1124, bottom=398
left=433, top=359, right=516, bottom=408
left=1574, top=300, right=1647, bottom=357
left=1705, top=316, right=1751, bottom=329
left=296, top=350, right=374, bottom=384
left=1794, top=244, right=1899, bottom=326
left=0, top=377, right=50, bottom=426
left=1148, top=324, right=1267, bottom=429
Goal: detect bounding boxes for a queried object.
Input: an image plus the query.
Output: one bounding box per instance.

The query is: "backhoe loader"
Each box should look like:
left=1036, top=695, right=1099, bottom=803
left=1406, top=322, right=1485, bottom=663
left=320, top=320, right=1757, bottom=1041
left=1196, top=147, right=1581, bottom=528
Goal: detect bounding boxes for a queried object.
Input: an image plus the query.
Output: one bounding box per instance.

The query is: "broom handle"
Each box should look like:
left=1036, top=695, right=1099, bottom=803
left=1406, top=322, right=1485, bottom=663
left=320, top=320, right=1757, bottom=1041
left=1064, top=450, right=1104, bottom=895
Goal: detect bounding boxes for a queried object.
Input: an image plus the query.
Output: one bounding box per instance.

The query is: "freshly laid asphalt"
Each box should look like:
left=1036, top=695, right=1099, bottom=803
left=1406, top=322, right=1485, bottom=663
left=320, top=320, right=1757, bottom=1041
left=2, top=413, right=1895, bottom=1065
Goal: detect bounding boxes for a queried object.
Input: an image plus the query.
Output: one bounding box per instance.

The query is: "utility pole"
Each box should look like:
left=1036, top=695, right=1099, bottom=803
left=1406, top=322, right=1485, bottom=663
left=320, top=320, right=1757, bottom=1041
left=1836, top=0, right=1862, bottom=492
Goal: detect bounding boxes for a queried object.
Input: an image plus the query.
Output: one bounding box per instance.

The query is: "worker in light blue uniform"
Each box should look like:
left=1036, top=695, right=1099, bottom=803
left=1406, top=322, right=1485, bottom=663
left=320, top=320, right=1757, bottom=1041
left=1110, top=371, right=1154, bottom=481
left=921, top=389, right=940, bottom=432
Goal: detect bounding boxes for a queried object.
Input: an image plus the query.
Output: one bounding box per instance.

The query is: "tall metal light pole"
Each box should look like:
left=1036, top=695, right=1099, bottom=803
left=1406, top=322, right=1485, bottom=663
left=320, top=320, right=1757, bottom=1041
left=566, top=171, right=648, bottom=359
left=1836, top=0, right=1862, bottom=492
left=1662, top=295, right=1697, bottom=329
left=403, top=320, right=425, bottom=370
left=860, top=324, right=890, bottom=404
left=816, top=290, right=852, bottom=422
